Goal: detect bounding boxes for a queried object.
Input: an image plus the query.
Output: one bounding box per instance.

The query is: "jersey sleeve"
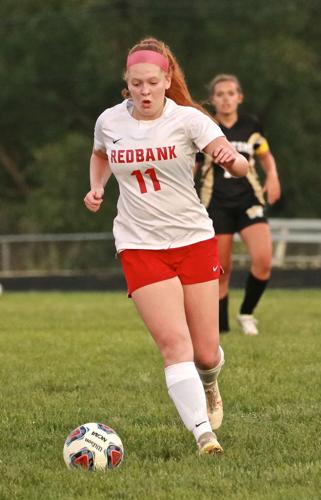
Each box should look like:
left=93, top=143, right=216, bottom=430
left=251, top=116, right=270, bottom=155
left=254, top=136, right=270, bottom=155
left=185, top=109, right=225, bottom=151
left=93, top=113, right=106, bottom=153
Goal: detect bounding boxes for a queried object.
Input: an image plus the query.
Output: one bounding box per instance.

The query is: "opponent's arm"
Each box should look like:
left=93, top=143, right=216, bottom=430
left=204, top=136, right=249, bottom=177
left=257, top=151, right=281, bottom=205
left=84, top=149, right=112, bottom=212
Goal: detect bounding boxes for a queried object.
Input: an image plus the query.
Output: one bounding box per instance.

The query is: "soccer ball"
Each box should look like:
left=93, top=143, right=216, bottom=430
left=63, top=422, right=124, bottom=471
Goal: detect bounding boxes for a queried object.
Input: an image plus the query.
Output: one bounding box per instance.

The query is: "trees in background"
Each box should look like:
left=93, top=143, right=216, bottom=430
left=0, top=0, right=320, bottom=234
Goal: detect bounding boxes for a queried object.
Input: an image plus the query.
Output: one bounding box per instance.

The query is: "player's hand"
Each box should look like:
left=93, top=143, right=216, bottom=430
left=84, top=187, right=104, bottom=212
left=212, top=144, right=238, bottom=171
left=263, top=173, right=281, bottom=204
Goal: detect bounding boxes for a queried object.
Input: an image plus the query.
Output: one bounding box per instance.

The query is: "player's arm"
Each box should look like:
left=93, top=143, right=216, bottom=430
left=84, top=148, right=112, bottom=212
left=257, top=150, right=281, bottom=205
left=203, top=136, right=249, bottom=177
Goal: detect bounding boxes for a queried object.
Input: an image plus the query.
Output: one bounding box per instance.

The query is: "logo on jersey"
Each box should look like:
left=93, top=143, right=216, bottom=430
left=231, top=141, right=253, bottom=156
left=110, top=146, right=177, bottom=164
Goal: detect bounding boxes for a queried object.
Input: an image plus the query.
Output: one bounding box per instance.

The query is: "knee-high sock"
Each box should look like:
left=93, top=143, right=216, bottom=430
left=219, top=295, right=229, bottom=332
left=197, top=346, right=225, bottom=387
left=165, top=361, right=212, bottom=440
left=240, top=272, right=269, bottom=314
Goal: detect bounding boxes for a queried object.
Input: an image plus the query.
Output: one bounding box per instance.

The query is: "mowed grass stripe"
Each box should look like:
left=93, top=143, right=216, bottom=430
left=0, top=291, right=320, bottom=499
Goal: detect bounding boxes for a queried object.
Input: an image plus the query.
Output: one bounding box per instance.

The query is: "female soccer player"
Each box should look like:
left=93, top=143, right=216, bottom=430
left=198, top=74, right=281, bottom=335
left=84, top=40, right=248, bottom=454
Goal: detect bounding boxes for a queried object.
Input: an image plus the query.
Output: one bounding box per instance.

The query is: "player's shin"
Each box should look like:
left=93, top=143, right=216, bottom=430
left=165, top=361, right=212, bottom=440
left=197, top=346, right=225, bottom=430
left=165, top=361, right=223, bottom=453
left=219, top=295, right=230, bottom=332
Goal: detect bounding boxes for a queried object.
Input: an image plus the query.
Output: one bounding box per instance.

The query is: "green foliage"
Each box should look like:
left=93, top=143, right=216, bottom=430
left=0, top=290, right=320, bottom=499
left=23, top=132, right=118, bottom=232
left=0, top=0, right=320, bottom=233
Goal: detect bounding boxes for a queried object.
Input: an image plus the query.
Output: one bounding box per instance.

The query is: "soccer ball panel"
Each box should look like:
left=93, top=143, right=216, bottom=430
left=70, top=448, right=95, bottom=471
left=63, top=422, right=124, bottom=471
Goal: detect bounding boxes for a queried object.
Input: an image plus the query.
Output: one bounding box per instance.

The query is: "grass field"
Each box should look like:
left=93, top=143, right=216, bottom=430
left=0, top=290, right=320, bottom=500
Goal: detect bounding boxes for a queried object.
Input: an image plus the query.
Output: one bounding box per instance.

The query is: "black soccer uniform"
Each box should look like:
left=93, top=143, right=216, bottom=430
left=198, top=114, right=270, bottom=234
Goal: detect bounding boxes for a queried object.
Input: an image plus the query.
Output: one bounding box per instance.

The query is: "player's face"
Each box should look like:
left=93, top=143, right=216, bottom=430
left=211, top=81, right=243, bottom=116
left=127, top=63, right=171, bottom=120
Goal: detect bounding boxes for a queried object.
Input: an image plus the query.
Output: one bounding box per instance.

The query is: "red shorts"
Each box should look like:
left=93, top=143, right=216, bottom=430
left=119, top=237, right=221, bottom=296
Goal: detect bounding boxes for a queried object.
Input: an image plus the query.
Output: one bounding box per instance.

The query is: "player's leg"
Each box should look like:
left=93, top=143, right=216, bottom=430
left=210, top=204, right=236, bottom=334
left=132, top=277, right=193, bottom=365
left=238, top=222, right=272, bottom=335
left=183, top=279, right=224, bottom=433
left=132, top=278, right=221, bottom=453
left=216, top=234, right=234, bottom=333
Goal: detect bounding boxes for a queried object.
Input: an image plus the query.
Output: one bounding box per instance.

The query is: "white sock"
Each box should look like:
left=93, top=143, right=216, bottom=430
left=165, top=361, right=212, bottom=441
left=197, top=346, right=225, bottom=387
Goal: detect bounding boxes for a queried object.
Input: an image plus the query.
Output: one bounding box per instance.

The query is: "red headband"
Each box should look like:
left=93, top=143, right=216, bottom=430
left=127, top=50, right=169, bottom=72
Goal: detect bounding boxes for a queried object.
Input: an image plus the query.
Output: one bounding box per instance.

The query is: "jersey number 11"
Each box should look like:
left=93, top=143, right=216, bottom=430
left=131, top=168, right=161, bottom=194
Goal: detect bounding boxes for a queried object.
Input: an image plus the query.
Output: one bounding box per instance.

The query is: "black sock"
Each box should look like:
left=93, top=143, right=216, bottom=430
left=240, top=272, right=269, bottom=315
left=219, top=295, right=230, bottom=332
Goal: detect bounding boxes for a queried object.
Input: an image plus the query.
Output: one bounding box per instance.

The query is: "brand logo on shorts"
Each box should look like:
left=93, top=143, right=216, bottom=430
left=213, top=265, right=219, bottom=272
left=246, top=205, right=264, bottom=219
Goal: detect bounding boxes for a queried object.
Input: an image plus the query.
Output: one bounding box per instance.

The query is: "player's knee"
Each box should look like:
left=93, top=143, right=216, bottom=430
left=160, top=333, right=193, bottom=364
left=252, top=256, right=271, bottom=279
left=196, top=345, right=220, bottom=370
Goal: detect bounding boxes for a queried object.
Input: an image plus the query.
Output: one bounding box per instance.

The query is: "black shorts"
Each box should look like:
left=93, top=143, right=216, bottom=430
left=208, top=201, right=268, bottom=234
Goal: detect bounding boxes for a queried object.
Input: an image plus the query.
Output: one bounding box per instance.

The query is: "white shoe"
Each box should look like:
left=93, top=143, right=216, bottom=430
left=237, top=314, right=259, bottom=335
left=205, top=381, right=223, bottom=430
left=197, top=431, right=224, bottom=455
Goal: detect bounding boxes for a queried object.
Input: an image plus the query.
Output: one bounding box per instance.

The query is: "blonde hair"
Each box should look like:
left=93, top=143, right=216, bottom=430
left=208, top=74, right=243, bottom=98
left=123, top=37, right=208, bottom=115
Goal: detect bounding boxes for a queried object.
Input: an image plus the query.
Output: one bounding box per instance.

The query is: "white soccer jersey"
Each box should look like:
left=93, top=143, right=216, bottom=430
left=94, top=98, right=224, bottom=251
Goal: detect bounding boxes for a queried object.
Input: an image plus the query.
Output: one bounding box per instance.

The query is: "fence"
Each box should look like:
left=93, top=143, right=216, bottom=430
left=0, top=218, right=321, bottom=277
left=234, top=218, right=321, bottom=268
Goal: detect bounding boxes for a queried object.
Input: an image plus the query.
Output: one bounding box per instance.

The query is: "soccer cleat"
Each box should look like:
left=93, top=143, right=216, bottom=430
left=205, top=381, right=223, bottom=431
left=197, top=431, right=224, bottom=455
left=237, top=314, right=259, bottom=336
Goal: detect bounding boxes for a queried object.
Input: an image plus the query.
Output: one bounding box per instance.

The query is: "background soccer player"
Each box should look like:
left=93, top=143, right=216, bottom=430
left=197, top=74, right=281, bottom=335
